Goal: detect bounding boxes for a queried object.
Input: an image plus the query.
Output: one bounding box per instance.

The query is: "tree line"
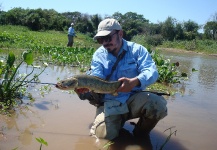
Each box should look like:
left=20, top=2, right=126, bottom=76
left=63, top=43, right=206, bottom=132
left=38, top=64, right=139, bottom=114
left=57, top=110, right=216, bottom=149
left=0, top=7, right=217, bottom=45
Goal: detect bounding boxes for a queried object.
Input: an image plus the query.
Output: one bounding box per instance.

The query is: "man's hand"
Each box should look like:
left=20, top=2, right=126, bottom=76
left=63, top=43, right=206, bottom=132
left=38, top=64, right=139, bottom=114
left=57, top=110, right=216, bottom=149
left=74, top=88, right=103, bottom=106
left=117, top=77, right=140, bottom=92
left=74, top=88, right=89, bottom=94
left=74, top=88, right=90, bottom=100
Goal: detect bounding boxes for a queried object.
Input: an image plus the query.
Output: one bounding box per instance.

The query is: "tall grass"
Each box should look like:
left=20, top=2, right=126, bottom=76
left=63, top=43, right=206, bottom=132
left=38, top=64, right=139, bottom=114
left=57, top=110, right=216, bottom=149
left=0, top=25, right=98, bottom=49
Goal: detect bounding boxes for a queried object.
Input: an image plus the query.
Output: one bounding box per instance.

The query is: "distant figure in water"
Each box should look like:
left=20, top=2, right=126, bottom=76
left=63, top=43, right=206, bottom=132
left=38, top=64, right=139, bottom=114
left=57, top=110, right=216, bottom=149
left=67, top=23, right=76, bottom=47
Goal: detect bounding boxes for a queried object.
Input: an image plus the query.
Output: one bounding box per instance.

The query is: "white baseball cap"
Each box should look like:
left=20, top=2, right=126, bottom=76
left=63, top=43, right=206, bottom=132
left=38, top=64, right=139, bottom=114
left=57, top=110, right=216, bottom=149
left=94, top=18, right=122, bottom=40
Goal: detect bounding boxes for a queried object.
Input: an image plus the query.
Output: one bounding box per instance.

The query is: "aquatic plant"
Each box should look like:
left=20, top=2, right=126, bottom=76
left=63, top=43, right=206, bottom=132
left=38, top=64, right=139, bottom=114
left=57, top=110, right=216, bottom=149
left=151, top=50, right=187, bottom=84
left=0, top=51, right=47, bottom=113
left=159, top=126, right=177, bottom=150
left=103, top=141, right=114, bottom=149
left=36, top=137, right=48, bottom=150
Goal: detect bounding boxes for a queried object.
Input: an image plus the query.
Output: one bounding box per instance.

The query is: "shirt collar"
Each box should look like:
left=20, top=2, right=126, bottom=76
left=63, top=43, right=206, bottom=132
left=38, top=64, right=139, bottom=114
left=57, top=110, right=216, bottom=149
left=118, top=39, right=128, bottom=56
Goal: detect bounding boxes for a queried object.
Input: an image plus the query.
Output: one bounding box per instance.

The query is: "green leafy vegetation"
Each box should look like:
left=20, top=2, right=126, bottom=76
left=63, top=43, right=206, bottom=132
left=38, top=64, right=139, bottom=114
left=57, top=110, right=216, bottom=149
left=0, top=25, right=96, bottom=49
left=145, top=48, right=188, bottom=95
left=31, top=46, right=95, bottom=70
left=151, top=50, right=185, bottom=84
left=0, top=51, right=47, bottom=113
left=36, top=137, right=48, bottom=150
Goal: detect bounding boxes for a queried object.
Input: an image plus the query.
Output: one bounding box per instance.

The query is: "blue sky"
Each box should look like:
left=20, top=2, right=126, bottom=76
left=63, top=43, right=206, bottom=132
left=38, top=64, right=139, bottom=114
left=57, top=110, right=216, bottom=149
left=1, top=0, right=217, bottom=26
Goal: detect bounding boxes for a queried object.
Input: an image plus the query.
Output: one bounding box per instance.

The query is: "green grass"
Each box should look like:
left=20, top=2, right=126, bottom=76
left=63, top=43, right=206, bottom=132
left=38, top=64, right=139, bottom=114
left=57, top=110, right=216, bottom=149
left=1, top=25, right=216, bottom=54
left=0, top=25, right=99, bottom=49
left=158, top=39, right=217, bottom=54
left=131, top=34, right=217, bottom=54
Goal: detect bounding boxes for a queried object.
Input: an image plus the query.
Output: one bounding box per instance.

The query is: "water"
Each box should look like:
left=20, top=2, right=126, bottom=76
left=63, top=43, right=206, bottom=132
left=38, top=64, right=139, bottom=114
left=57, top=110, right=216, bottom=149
left=155, top=51, right=217, bottom=150
left=0, top=51, right=217, bottom=150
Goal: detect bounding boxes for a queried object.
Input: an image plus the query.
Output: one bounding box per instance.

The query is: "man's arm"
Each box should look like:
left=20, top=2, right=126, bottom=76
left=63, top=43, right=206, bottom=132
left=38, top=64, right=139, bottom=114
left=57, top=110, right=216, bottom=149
left=135, top=47, right=159, bottom=89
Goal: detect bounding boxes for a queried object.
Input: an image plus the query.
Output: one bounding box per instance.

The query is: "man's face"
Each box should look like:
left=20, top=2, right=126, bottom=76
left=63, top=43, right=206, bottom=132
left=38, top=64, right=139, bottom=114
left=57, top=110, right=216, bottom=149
left=97, top=30, right=123, bottom=55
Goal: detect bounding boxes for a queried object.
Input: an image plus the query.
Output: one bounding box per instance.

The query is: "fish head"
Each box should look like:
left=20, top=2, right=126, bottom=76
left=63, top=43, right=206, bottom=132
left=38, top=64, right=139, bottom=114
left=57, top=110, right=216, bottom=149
left=56, top=77, right=78, bottom=90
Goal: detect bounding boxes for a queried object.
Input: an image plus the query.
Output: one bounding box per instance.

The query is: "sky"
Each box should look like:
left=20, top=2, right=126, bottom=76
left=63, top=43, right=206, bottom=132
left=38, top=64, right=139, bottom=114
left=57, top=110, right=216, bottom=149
left=1, top=0, right=217, bottom=26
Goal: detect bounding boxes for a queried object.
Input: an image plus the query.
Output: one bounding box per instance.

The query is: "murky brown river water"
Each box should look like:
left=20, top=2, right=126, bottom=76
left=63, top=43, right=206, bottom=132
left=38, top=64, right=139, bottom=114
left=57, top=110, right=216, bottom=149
left=1, top=51, right=217, bottom=150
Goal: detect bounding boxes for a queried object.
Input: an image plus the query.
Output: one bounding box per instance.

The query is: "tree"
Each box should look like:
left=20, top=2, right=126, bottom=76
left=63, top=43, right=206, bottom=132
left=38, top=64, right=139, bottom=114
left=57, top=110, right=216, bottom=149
left=74, top=13, right=94, bottom=34
left=91, top=14, right=102, bottom=33
left=4, top=7, right=27, bottom=25
left=175, top=23, right=184, bottom=40
left=61, top=11, right=82, bottom=25
left=210, top=12, right=217, bottom=22
left=112, top=12, right=149, bottom=40
left=204, top=21, right=217, bottom=40
left=0, top=11, right=7, bottom=24
left=183, top=20, right=199, bottom=40
left=161, top=17, right=177, bottom=41
left=112, top=12, right=123, bottom=21
left=145, top=23, right=162, bottom=35
left=204, top=12, right=217, bottom=40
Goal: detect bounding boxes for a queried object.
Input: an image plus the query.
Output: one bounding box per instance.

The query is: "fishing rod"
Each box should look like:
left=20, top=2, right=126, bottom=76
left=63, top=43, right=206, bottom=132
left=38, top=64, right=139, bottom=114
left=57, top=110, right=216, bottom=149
left=1, top=79, right=170, bottom=96
left=143, top=90, right=170, bottom=96
left=0, top=79, right=56, bottom=85
left=22, top=81, right=56, bottom=85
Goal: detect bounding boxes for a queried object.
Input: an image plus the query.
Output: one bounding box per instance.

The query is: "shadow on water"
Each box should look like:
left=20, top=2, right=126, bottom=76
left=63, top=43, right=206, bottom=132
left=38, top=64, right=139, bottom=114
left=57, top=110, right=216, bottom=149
left=76, top=122, right=187, bottom=150
left=109, top=128, right=153, bottom=150
left=34, top=101, right=51, bottom=110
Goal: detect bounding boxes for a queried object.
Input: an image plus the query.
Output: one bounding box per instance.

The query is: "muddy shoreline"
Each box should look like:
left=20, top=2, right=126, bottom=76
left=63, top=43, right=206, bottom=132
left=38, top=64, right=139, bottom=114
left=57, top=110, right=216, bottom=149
left=157, top=47, right=217, bottom=57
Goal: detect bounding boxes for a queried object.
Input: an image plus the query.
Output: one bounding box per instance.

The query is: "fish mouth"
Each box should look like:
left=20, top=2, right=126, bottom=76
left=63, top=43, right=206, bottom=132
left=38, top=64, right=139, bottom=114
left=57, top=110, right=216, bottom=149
left=55, top=84, right=68, bottom=90
left=56, top=84, right=63, bottom=89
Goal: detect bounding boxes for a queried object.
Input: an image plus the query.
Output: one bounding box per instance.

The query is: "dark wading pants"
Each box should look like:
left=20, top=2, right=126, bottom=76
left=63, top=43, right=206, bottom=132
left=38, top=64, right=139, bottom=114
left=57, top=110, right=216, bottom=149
left=90, top=92, right=168, bottom=140
left=67, top=35, right=74, bottom=47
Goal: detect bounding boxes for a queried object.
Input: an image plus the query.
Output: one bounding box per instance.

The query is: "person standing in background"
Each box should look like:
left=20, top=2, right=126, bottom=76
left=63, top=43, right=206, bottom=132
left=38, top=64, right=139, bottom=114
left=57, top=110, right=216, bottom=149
left=67, top=23, right=76, bottom=47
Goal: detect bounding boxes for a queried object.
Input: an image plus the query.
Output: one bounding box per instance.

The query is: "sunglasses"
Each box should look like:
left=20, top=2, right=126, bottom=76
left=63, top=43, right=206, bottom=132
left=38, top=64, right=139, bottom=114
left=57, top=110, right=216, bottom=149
left=97, top=31, right=118, bottom=44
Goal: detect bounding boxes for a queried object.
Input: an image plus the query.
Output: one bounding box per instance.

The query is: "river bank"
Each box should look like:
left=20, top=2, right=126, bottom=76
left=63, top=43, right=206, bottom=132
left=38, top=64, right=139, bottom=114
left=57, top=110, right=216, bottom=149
left=157, top=47, right=217, bottom=57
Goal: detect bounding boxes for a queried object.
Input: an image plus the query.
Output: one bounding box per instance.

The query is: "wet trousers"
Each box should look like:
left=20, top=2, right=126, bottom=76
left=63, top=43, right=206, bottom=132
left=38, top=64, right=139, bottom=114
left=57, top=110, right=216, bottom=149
left=67, top=35, right=74, bottom=47
left=90, top=92, right=168, bottom=140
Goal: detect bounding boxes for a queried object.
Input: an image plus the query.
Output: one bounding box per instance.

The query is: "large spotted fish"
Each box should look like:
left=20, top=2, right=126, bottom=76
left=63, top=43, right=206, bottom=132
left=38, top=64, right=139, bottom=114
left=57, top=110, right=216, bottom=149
left=56, top=74, right=121, bottom=96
